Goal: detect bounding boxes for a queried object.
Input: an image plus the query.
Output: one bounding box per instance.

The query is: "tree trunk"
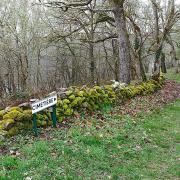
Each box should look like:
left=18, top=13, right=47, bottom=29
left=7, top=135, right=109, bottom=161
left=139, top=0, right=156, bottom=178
left=138, top=53, right=147, bottom=81
left=161, top=52, right=167, bottom=73
left=112, top=1, right=131, bottom=84
left=89, top=42, right=95, bottom=84
left=37, top=49, right=41, bottom=89
left=20, top=54, right=28, bottom=91
left=151, top=0, right=161, bottom=79
left=175, top=60, right=180, bottom=74
left=64, top=39, right=77, bottom=85
left=127, top=15, right=147, bottom=81
left=112, top=39, right=119, bottom=81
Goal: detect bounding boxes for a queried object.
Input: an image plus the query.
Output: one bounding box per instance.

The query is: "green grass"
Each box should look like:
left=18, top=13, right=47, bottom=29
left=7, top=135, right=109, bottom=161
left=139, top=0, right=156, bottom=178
left=0, top=69, right=179, bottom=179
left=0, top=99, right=180, bottom=179
left=166, top=68, right=180, bottom=83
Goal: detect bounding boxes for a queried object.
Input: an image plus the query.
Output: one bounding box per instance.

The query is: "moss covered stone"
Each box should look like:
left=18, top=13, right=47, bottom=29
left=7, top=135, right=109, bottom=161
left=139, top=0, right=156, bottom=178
left=6, top=127, right=18, bottom=137
left=66, top=90, right=73, bottom=96
left=63, top=99, right=71, bottom=104
left=0, top=119, right=15, bottom=130
left=0, top=76, right=165, bottom=137
left=3, top=110, right=23, bottom=121
left=63, top=104, right=69, bottom=110
left=69, top=94, right=76, bottom=100
left=77, top=91, right=84, bottom=97
left=9, top=107, right=23, bottom=113
left=0, top=110, right=5, bottom=120
left=71, top=97, right=85, bottom=107
left=17, top=110, right=32, bottom=122
left=64, top=108, right=74, bottom=116
left=37, top=120, right=47, bottom=127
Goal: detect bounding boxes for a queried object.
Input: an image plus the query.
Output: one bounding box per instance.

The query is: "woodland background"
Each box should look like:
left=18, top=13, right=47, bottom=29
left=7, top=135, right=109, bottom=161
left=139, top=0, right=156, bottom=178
left=0, top=0, right=179, bottom=106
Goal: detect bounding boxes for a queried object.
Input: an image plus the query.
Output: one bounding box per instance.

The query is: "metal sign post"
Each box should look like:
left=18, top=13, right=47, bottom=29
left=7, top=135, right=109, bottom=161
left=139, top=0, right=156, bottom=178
left=50, top=105, right=57, bottom=128
left=32, top=113, right=38, bottom=137
left=30, top=92, right=58, bottom=136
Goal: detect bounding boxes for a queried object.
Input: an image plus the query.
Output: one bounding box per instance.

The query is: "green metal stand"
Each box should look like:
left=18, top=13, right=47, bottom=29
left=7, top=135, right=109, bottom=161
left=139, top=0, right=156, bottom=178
left=51, top=105, right=57, bottom=128
left=33, top=113, right=38, bottom=136
left=32, top=105, right=57, bottom=136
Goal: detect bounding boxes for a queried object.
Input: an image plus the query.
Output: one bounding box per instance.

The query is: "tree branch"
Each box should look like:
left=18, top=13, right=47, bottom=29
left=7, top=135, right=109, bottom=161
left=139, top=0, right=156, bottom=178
left=37, top=0, right=93, bottom=11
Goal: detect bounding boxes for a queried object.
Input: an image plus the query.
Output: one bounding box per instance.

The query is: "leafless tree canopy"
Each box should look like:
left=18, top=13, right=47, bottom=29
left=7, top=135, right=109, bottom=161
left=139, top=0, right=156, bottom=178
left=0, top=0, right=179, bottom=100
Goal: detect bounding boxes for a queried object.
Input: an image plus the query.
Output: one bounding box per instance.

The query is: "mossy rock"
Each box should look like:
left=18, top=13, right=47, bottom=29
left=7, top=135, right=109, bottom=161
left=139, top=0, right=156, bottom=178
left=71, top=97, right=84, bottom=107
left=57, top=116, right=63, bottom=122
left=23, top=109, right=32, bottom=116
left=6, top=127, right=18, bottom=137
left=0, top=75, right=165, bottom=137
left=93, top=86, right=104, bottom=93
left=89, top=89, right=97, bottom=95
left=64, top=108, right=74, bottom=116
left=63, top=104, right=69, bottom=110
left=3, top=110, right=23, bottom=121
left=94, top=86, right=101, bottom=90
left=17, top=122, right=32, bottom=130
left=69, top=94, right=76, bottom=100
left=66, top=90, right=73, bottom=96
left=57, top=100, right=63, bottom=106
left=104, top=85, right=113, bottom=91
left=77, top=90, right=84, bottom=97
left=37, top=114, right=48, bottom=122
left=0, top=119, right=15, bottom=130
left=63, top=99, right=71, bottom=104
left=17, top=110, right=32, bottom=122
left=82, top=102, right=90, bottom=108
left=37, top=120, right=47, bottom=127
left=0, top=110, right=5, bottom=120
left=9, top=107, right=23, bottom=113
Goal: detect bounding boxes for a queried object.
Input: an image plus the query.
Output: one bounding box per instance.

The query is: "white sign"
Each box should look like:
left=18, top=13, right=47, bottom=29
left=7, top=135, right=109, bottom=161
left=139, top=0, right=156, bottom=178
left=31, top=93, right=57, bottom=114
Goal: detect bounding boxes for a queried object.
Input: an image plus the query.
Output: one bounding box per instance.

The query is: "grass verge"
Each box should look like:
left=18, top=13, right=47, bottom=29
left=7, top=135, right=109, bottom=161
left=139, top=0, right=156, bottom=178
left=166, top=68, right=180, bottom=83
left=0, top=99, right=179, bottom=179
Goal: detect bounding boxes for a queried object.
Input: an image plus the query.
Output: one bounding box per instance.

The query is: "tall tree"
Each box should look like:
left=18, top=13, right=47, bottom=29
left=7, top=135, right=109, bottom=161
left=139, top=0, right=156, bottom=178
left=110, top=0, right=131, bottom=84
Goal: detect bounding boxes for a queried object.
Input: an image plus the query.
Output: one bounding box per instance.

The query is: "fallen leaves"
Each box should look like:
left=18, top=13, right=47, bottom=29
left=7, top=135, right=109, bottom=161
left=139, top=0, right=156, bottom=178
left=114, top=81, right=180, bottom=117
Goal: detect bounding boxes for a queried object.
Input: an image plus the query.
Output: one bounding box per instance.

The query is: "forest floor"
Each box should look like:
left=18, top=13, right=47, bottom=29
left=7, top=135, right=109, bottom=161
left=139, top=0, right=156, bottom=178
left=0, top=69, right=180, bottom=180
